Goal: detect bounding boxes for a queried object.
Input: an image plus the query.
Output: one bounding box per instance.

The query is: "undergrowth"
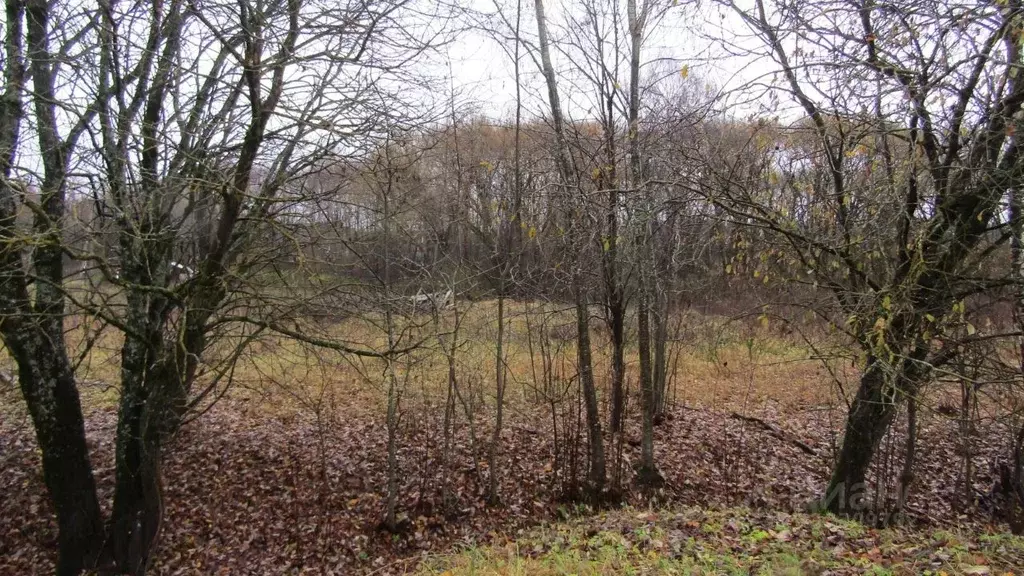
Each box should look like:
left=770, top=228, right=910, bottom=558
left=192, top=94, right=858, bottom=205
left=418, top=506, right=1024, bottom=575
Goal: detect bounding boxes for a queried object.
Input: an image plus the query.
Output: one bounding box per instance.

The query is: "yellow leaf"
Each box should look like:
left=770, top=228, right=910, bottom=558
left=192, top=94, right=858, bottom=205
left=680, top=64, right=690, bottom=79
left=528, top=226, right=537, bottom=240
left=967, top=322, right=977, bottom=336
left=845, top=144, right=868, bottom=158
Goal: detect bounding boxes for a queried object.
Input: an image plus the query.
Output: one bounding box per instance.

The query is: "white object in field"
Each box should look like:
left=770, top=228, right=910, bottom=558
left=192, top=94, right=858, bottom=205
left=110, top=261, right=195, bottom=283
left=170, top=261, right=196, bottom=280
left=408, top=289, right=454, bottom=310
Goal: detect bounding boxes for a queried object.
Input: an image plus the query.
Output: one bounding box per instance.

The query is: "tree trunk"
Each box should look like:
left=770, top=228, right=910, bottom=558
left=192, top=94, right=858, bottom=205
left=607, top=299, right=625, bottom=430
left=10, top=334, right=104, bottom=575
left=897, top=394, right=917, bottom=516
left=607, top=295, right=626, bottom=490
left=574, top=281, right=606, bottom=499
left=487, top=293, right=506, bottom=504
left=0, top=1, right=106, bottom=572
left=626, top=0, right=661, bottom=488
left=438, top=301, right=460, bottom=514
left=598, top=56, right=625, bottom=442
left=959, top=378, right=975, bottom=509
left=384, top=364, right=400, bottom=530
left=531, top=0, right=603, bottom=500
left=106, top=414, right=164, bottom=575
left=635, top=274, right=661, bottom=487
left=1010, top=9, right=1023, bottom=516
left=602, top=167, right=625, bottom=488
left=822, top=362, right=902, bottom=515
left=104, top=280, right=180, bottom=574
left=652, top=290, right=669, bottom=418
left=653, top=212, right=678, bottom=419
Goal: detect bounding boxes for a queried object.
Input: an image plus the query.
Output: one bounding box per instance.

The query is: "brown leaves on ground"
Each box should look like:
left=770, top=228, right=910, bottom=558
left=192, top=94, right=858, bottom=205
left=0, top=385, right=1017, bottom=574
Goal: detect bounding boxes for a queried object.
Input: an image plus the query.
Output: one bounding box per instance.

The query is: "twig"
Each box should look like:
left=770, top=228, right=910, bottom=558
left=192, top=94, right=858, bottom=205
left=729, top=412, right=818, bottom=457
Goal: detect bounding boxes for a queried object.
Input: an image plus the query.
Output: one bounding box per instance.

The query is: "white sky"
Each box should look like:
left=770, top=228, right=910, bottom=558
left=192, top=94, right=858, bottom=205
left=439, top=0, right=761, bottom=123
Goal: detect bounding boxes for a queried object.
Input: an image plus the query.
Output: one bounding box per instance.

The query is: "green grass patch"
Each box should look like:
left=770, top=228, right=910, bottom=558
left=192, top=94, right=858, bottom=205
left=417, top=506, right=1024, bottom=575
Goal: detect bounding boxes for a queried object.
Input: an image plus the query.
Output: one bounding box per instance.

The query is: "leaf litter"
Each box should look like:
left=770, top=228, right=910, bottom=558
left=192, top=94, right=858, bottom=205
left=1, top=383, right=1021, bottom=574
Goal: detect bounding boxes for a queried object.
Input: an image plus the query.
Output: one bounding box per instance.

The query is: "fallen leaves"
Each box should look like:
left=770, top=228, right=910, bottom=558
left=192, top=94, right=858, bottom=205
left=0, top=376, right=1021, bottom=574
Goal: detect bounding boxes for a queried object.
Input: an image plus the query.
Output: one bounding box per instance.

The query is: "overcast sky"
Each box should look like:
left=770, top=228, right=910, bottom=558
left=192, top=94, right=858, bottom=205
left=439, top=0, right=764, bottom=123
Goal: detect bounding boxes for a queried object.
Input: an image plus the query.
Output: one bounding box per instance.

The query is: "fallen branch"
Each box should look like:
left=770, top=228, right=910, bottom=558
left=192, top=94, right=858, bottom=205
left=730, top=412, right=818, bottom=457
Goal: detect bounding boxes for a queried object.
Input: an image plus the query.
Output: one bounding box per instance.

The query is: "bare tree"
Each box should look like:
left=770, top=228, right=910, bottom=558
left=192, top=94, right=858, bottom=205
left=0, top=2, right=105, bottom=571
left=1, top=0, right=450, bottom=571
left=531, top=0, right=607, bottom=500
left=705, top=0, right=1024, bottom=518
left=626, top=0, right=665, bottom=488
